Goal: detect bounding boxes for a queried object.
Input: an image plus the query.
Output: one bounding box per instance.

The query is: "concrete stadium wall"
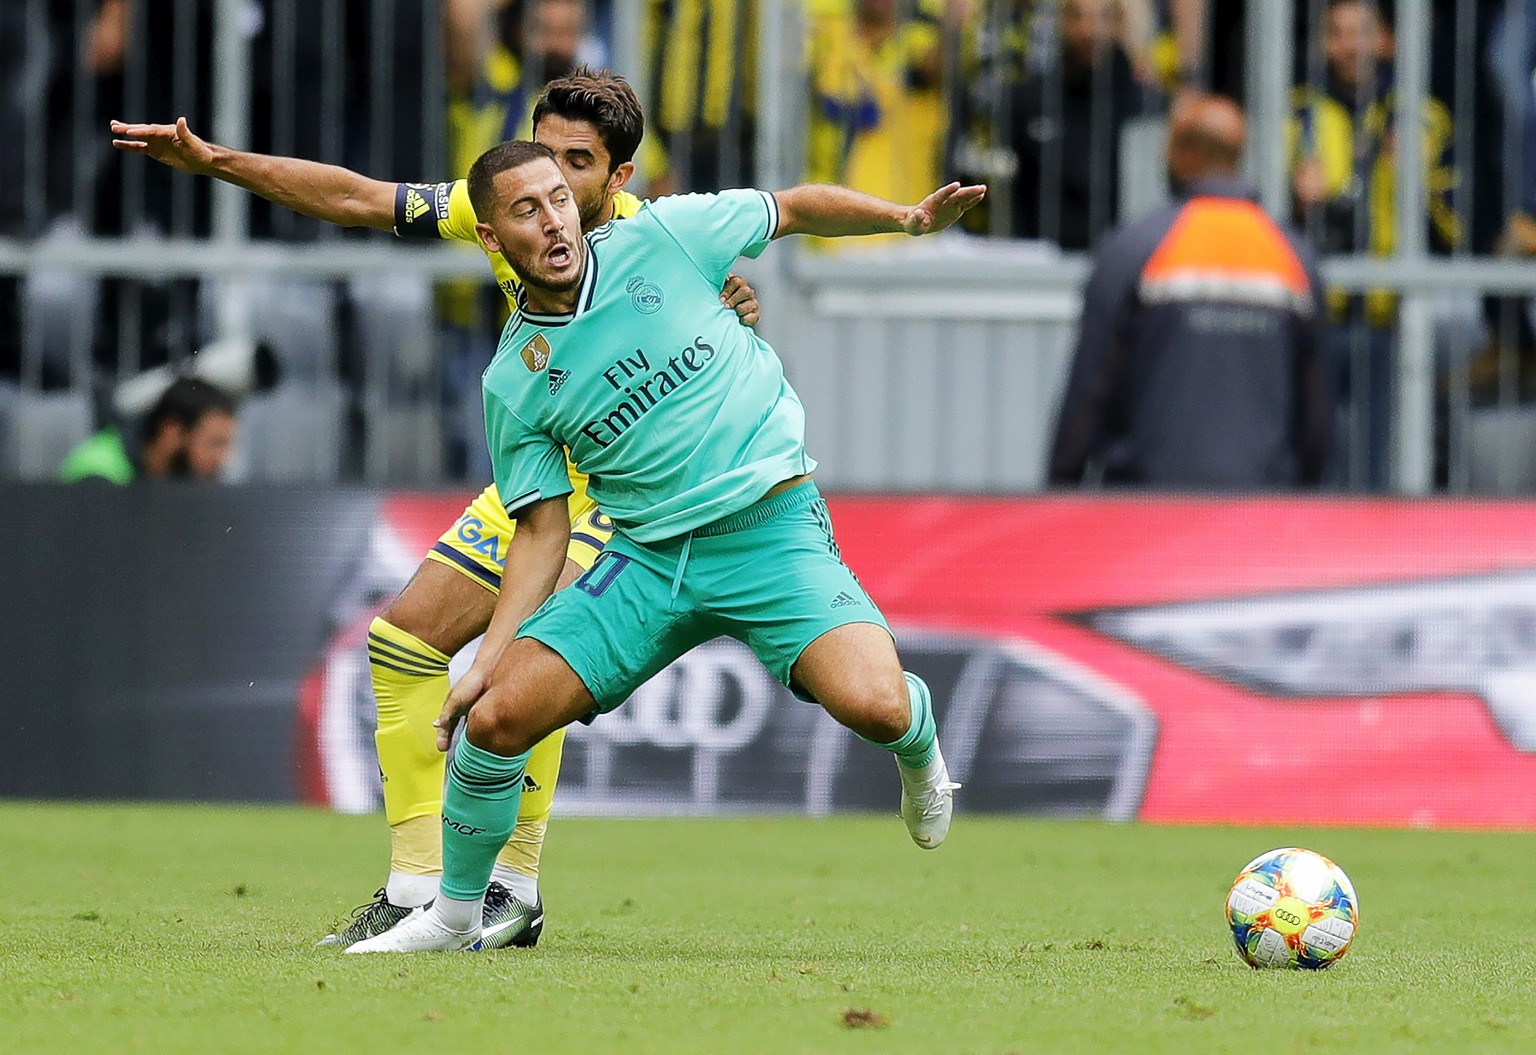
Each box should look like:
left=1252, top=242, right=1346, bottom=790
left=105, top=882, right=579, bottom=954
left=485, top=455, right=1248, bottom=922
left=743, top=250, right=1081, bottom=493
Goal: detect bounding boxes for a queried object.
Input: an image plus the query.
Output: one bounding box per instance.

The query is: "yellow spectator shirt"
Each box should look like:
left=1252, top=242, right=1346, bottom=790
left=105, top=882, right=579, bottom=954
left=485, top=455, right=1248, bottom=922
left=806, top=12, right=945, bottom=244
left=646, top=0, right=759, bottom=136
left=1287, top=86, right=1460, bottom=326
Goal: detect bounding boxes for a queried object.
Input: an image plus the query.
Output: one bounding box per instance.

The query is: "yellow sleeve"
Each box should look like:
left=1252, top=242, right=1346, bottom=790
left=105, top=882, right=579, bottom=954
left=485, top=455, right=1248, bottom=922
left=438, top=179, right=482, bottom=244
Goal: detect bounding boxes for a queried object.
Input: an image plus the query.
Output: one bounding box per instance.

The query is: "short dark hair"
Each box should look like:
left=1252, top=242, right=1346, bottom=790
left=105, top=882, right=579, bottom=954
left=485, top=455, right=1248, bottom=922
left=532, top=67, right=645, bottom=171
left=142, top=377, right=235, bottom=443
left=467, top=139, right=559, bottom=221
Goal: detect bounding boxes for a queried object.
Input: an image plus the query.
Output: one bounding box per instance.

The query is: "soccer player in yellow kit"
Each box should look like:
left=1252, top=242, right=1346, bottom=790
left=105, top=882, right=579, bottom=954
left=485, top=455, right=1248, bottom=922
left=111, top=71, right=760, bottom=949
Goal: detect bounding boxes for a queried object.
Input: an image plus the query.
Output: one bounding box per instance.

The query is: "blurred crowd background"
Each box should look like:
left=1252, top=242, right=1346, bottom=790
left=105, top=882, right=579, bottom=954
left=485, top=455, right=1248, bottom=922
left=4, top=0, right=1536, bottom=492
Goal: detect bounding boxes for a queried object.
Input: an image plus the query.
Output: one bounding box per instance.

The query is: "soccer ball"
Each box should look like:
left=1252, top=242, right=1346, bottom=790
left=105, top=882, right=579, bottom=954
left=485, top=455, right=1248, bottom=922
left=1225, top=847, right=1358, bottom=969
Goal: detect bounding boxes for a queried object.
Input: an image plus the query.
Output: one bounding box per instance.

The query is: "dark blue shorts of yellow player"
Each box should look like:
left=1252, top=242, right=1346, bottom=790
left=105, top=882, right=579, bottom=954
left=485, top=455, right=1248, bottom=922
left=516, top=481, right=890, bottom=712
left=426, top=482, right=612, bottom=590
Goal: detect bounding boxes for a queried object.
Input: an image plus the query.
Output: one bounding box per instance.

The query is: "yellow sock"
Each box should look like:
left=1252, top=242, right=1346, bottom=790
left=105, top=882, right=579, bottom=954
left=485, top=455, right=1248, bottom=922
left=495, top=727, right=566, bottom=880
left=368, top=616, right=452, bottom=876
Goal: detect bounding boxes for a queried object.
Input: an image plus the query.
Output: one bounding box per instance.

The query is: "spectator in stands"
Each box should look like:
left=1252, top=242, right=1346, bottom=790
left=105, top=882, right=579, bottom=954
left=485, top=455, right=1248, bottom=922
left=1164, top=0, right=1253, bottom=101
left=644, top=0, right=758, bottom=192
left=1461, top=0, right=1536, bottom=405
left=1049, top=95, right=1331, bottom=488
left=806, top=0, right=946, bottom=229
left=944, top=1, right=1027, bottom=238
left=1487, top=0, right=1536, bottom=253
left=1289, top=0, right=1459, bottom=487
left=448, top=0, right=597, bottom=173
left=59, top=377, right=238, bottom=484
left=995, top=0, right=1155, bottom=248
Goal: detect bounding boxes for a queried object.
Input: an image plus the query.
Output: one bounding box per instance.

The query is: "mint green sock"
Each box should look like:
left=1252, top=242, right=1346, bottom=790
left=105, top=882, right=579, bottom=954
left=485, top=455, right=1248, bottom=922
left=440, top=737, right=531, bottom=902
left=860, top=672, right=937, bottom=769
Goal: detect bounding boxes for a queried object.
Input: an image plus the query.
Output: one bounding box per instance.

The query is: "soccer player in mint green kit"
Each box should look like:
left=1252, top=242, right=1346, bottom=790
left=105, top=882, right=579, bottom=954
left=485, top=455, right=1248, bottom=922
left=348, top=140, right=985, bottom=954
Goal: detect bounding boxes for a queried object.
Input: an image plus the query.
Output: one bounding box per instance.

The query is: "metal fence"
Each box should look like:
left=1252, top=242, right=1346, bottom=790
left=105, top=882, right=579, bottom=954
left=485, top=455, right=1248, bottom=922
left=4, top=0, right=1536, bottom=492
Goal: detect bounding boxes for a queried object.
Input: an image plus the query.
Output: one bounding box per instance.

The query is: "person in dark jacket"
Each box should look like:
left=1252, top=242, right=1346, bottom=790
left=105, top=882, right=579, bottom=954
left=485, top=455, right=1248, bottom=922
left=1008, top=0, right=1151, bottom=249
left=1049, top=94, right=1332, bottom=488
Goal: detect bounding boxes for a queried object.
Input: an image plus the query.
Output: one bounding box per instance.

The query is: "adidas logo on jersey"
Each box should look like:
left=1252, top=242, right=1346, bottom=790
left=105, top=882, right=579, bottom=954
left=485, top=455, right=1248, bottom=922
left=830, top=591, right=860, bottom=609
left=404, top=188, right=431, bottom=223
left=548, top=368, right=569, bottom=396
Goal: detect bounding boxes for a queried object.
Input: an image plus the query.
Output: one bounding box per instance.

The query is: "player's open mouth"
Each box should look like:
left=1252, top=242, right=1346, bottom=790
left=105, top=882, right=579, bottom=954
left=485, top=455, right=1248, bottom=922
left=547, top=244, right=573, bottom=267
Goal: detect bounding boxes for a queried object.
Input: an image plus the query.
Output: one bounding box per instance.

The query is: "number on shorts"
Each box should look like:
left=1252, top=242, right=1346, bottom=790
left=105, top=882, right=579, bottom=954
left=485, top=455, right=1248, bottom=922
left=574, top=551, right=631, bottom=598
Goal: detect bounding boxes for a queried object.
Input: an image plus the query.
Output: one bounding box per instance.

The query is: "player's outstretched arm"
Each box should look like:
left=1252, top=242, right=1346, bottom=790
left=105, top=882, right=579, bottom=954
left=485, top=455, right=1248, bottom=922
left=434, top=493, right=571, bottom=751
left=772, top=182, right=986, bottom=241
left=110, top=117, right=398, bottom=231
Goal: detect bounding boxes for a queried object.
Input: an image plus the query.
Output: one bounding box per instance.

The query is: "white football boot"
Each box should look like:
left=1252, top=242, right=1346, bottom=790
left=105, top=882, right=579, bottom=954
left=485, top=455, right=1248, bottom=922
left=898, top=745, right=960, bottom=849
left=343, top=905, right=479, bottom=954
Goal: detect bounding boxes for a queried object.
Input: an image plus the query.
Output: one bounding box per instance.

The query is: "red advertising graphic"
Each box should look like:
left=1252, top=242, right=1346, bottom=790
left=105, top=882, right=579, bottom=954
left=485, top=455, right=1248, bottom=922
left=833, top=497, right=1536, bottom=829
left=301, top=495, right=1536, bottom=829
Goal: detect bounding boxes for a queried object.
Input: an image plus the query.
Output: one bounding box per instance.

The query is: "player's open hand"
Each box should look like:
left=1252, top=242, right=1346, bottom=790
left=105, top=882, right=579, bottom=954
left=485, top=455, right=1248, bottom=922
left=720, top=273, right=761, bottom=328
left=901, top=182, right=986, bottom=237
left=435, top=665, right=489, bottom=752
left=110, top=117, right=217, bottom=175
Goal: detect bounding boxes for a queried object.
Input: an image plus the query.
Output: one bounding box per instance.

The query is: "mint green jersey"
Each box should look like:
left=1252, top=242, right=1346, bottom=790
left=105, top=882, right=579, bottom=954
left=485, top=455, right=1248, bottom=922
left=482, top=189, right=815, bottom=542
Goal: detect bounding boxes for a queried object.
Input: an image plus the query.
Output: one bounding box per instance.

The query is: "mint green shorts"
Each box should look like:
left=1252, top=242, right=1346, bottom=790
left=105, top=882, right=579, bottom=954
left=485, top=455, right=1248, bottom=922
left=517, top=481, right=889, bottom=714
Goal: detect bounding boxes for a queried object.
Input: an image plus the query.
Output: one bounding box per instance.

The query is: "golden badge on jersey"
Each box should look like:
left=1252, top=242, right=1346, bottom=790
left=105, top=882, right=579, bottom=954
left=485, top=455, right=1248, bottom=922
left=520, top=333, right=552, bottom=372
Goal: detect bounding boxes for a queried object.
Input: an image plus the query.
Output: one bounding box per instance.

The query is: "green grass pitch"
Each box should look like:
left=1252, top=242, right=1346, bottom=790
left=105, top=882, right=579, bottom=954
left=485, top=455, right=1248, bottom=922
left=3, top=803, right=1533, bottom=1054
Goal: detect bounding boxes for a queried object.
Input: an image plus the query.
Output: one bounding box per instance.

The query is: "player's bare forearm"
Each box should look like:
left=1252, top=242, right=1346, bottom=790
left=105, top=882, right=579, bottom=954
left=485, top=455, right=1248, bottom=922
left=435, top=494, right=570, bottom=750
left=773, top=185, right=906, bottom=238
left=207, top=147, right=397, bottom=231
left=110, top=117, right=396, bottom=231
left=480, top=497, right=570, bottom=668
left=772, top=181, right=985, bottom=240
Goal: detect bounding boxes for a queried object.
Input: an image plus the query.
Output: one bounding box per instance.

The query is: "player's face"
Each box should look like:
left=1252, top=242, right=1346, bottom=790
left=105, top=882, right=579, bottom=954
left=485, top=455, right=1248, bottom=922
left=185, top=410, right=237, bottom=479
left=535, top=114, right=627, bottom=231
left=482, top=158, right=585, bottom=294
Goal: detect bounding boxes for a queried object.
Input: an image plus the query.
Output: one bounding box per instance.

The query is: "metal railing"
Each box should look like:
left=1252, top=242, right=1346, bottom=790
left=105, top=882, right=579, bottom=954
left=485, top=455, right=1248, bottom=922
left=3, top=0, right=1536, bottom=493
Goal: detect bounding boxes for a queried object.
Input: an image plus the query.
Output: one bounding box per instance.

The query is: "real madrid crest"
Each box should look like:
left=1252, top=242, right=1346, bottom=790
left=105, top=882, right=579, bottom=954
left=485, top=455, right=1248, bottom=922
left=626, top=275, right=664, bottom=314
left=520, top=333, right=552, bottom=372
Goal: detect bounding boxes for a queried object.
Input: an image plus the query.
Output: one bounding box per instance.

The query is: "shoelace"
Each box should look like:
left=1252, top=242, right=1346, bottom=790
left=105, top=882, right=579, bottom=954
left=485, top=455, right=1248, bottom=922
left=482, top=882, right=513, bottom=913
left=918, top=781, right=962, bottom=819
left=345, top=887, right=391, bottom=921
